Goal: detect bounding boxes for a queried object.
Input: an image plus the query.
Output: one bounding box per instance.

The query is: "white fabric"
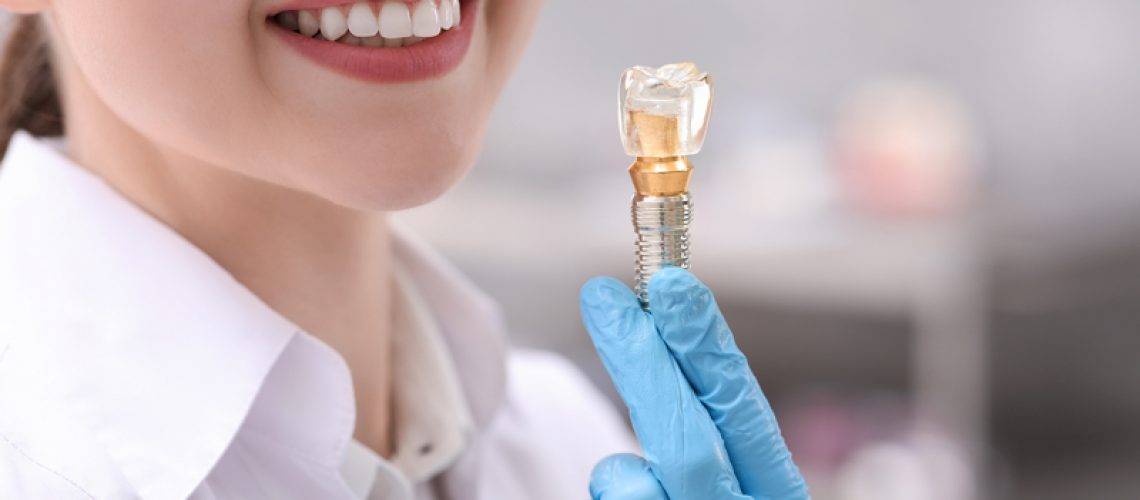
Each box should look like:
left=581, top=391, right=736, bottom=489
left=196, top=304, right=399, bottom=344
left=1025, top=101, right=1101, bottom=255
left=341, top=439, right=386, bottom=498
left=386, top=262, right=473, bottom=485
left=336, top=260, right=476, bottom=500
left=0, top=130, right=638, bottom=500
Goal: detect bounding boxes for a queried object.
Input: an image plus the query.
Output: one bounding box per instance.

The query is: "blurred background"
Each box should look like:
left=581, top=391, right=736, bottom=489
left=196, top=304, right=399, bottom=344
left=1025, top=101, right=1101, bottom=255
left=396, top=0, right=1140, bottom=499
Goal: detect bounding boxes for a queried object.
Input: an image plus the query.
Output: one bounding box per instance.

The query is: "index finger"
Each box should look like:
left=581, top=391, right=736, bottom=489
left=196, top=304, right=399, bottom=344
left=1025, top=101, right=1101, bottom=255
left=649, top=268, right=809, bottom=499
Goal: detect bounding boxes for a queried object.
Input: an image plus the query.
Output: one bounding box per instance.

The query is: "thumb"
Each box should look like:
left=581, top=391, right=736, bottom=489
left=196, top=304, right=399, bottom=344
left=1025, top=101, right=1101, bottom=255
left=590, top=454, right=669, bottom=500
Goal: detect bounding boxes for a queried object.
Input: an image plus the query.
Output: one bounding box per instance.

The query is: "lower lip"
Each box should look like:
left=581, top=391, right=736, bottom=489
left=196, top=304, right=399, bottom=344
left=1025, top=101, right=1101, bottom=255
left=268, top=0, right=478, bottom=84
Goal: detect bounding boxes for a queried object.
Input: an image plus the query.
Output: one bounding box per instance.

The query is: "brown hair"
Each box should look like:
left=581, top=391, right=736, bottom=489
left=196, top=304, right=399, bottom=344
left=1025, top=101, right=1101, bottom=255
left=0, top=14, right=63, bottom=158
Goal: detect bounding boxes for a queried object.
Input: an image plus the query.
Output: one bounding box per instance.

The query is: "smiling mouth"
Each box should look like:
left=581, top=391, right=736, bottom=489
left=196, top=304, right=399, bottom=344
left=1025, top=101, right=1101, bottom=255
left=267, top=0, right=476, bottom=83
left=270, top=0, right=462, bottom=48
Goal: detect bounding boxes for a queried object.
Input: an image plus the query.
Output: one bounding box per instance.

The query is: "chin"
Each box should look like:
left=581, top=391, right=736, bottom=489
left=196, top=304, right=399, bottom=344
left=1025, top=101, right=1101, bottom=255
left=309, top=142, right=480, bottom=213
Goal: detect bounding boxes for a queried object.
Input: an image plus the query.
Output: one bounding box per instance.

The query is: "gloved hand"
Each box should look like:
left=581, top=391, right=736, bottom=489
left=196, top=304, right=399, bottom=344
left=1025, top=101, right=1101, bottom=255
left=580, top=267, right=809, bottom=500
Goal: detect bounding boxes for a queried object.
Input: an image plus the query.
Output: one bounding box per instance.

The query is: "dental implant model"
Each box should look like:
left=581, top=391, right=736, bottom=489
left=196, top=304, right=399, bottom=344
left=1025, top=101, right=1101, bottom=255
left=620, top=62, right=714, bottom=310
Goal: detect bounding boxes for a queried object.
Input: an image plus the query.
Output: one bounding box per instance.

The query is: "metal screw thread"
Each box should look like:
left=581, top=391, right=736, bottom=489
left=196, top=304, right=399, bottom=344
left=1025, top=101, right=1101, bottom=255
left=632, top=193, right=693, bottom=310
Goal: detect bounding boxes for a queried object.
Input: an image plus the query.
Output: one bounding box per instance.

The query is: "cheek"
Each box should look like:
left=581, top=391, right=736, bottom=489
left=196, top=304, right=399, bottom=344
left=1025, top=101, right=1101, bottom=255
left=53, top=0, right=270, bottom=168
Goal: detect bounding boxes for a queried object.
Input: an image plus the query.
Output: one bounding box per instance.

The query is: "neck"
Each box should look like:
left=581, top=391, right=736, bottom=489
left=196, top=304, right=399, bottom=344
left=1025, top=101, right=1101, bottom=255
left=58, top=62, right=396, bottom=457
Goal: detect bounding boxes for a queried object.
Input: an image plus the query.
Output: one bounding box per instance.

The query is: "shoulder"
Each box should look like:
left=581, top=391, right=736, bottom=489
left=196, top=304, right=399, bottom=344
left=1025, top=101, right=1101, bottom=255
left=0, top=341, right=85, bottom=499
left=0, top=439, right=98, bottom=500
left=0, top=403, right=126, bottom=500
left=0, top=342, right=132, bottom=499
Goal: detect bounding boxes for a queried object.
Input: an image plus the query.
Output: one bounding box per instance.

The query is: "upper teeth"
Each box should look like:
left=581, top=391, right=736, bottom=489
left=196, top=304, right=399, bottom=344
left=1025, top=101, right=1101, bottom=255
left=275, top=0, right=460, bottom=48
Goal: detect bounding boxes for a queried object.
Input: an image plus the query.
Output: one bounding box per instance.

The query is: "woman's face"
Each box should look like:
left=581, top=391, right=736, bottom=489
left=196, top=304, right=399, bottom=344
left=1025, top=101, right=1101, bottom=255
left=42, top=0, right=542, bottom=210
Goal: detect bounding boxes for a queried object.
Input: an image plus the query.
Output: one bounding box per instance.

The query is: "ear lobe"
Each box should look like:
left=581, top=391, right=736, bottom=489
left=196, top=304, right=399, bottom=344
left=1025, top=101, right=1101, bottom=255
left=2, top=0, right=50, bottom=14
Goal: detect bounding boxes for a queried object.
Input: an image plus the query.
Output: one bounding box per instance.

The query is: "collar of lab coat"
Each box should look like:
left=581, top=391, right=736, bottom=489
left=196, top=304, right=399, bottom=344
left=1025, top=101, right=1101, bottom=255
left=0, top=130, right=508, bottom=498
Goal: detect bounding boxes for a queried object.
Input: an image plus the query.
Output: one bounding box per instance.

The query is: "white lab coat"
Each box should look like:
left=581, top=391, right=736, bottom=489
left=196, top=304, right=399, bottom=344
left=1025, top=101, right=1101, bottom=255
left=0, top=130, right=637, bottom=499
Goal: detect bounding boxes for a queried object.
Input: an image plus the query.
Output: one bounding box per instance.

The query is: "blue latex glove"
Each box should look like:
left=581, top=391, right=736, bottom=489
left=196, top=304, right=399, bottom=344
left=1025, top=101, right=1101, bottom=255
left=580, top=268, right=809, bottom=500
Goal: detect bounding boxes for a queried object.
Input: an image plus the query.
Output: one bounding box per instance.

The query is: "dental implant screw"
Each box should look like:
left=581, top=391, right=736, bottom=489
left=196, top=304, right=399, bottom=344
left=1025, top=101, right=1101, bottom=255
left=632, top=194, right=693, bottom=309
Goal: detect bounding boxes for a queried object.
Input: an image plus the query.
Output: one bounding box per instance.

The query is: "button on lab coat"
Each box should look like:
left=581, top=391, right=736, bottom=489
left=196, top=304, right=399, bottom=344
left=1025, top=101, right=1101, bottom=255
left=0, top=130, right=637, bottom=499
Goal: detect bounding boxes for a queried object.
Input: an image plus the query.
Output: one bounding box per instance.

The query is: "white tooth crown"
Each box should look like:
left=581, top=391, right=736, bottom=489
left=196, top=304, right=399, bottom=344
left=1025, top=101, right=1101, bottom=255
left=347, top=3, right=379, bottom=37
left=439, top=0, right=453, bottom=29
left=281, top=1, right=460, bottom=47
left=412, top=0, right=441, bottom=37
left=319, top=8, right=347, bottom=40
left=379, top=2, right=413, bottom=38
left=298, top=10, right=320, bottom=36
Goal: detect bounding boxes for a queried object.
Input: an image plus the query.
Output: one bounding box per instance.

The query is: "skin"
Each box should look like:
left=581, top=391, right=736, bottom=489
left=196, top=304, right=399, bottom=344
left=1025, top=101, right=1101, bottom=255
left=4, top=0, right=542, bottom=457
